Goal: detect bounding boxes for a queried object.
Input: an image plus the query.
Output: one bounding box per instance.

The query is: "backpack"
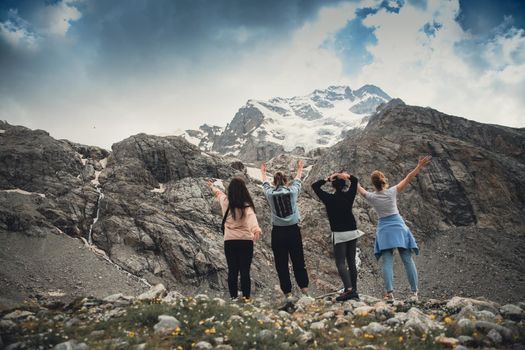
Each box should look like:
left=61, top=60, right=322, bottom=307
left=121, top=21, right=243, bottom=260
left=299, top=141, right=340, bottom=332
left=221, top=207, right=230, bottom=235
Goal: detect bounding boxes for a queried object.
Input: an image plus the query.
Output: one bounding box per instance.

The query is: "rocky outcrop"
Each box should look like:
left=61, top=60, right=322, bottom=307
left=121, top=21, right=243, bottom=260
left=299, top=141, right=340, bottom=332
left=1, top=288, right=524, bottom=349
left=304, top=100, right=525, bottom=302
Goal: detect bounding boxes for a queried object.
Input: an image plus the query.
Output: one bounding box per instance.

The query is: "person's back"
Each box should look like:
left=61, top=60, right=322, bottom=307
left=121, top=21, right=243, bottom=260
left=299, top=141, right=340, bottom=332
left=263, top=179, right=301, bottom=226
left=364, top=186, right=399, bottom=218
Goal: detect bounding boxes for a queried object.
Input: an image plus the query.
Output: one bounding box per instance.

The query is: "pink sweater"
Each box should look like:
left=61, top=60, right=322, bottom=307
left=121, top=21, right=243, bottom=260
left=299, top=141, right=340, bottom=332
left=213, top=188, right=262, bottom=241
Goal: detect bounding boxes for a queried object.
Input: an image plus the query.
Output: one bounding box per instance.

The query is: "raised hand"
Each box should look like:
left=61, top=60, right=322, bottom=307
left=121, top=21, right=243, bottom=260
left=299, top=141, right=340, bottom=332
left=417, top=155, right=432, bottom=168
left=297, top=159, right=304, bottom=170
left=207, top=180, right=214, bottom=188
left=260, top=162, right=268, bottom=182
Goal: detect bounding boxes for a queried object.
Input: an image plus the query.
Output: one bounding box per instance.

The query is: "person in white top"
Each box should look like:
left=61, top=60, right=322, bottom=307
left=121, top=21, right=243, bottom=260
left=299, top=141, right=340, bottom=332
left=357, top=156, right=432, bottom=302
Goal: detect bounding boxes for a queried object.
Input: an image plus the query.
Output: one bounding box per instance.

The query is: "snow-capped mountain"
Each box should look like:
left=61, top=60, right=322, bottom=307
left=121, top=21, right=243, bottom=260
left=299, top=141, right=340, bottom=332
left=169, top=124, right=223, bottom=152
left=211, top=84, right=391, bottom=161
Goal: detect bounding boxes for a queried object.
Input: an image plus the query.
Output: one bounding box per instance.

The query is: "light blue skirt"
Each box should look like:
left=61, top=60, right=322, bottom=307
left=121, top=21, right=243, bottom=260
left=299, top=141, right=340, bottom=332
left=374, top=214, right=419, bottom=259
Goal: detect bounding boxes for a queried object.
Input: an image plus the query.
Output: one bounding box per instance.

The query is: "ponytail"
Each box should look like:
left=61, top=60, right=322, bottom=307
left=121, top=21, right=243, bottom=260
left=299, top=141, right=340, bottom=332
left=371, top=170, right=388, bottom=191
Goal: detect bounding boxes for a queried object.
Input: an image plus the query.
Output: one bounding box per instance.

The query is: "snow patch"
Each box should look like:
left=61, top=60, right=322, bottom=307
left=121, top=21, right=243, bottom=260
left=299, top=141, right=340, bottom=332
left=91, top=171, right=102, bottom=186
left=213, top=179, right=225, bottom=190
left=151, top=183, right=166, bottom=193
left=99, top=157, right=108, bottom=169
left=2, top=188, right=45, bottom=198
left=246, top=166, right=261, bottom=180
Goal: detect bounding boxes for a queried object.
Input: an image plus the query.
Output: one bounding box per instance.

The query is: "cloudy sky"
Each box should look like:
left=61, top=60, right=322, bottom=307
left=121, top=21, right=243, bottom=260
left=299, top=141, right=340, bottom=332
left=1, top=0, right=524, bottom=148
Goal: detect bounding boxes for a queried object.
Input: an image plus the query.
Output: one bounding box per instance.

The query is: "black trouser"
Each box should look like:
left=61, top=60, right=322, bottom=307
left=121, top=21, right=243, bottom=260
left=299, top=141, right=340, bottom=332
left=224, top=240, right=254, bottom=298
left=333, top=238, right=358, bottom=292
left=271, top=224, right=309, bottom=294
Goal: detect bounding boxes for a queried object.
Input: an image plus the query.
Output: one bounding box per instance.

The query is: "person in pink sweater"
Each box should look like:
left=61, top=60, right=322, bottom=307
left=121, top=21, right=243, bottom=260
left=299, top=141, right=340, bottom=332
left=208, top=177, right=262, bottom=300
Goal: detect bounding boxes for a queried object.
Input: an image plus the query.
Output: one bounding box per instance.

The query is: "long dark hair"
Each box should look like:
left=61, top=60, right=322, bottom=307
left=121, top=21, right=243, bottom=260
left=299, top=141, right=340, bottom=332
left=227, top=177, right=256, bottom=220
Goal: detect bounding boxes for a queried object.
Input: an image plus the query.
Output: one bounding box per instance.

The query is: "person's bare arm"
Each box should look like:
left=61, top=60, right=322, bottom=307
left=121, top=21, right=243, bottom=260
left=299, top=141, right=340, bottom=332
left=396, top=155, right=432, bottom=192
left=295, top=159, right=304, bottom=180
left=260, top=162, right=268, bottom=183
left=357, top=183, right=367, bottom=197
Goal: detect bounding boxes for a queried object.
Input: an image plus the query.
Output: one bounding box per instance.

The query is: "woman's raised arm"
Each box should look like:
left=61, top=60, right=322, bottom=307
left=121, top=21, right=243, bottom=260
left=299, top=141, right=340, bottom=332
left=396, top=155, right=432, bottom=192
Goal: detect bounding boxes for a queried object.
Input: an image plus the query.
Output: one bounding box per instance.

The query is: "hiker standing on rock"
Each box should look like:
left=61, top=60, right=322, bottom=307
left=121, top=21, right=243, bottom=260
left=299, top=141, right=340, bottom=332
left=208, top=177, right=261, bottom=301
left=260, top=160, right=309, bottom=306
left=311, top=171, right=364, bottom=301
left=357, top=156, right=432, bottom=302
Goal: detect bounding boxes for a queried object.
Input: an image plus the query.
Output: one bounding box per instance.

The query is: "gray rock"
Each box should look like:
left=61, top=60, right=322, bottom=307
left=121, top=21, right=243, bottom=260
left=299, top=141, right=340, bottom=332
left=259, top=329, right=274, bottom=341
left=153, top=315, right=181, bottom=334
left=452, top=346, right=469, bottom=350
left=310, top=320, right=326, bottom=330
left=4, top=342, right=24, bottom=350
left=487, top=328, right=502, bottom=345
left=64, top=317, right=81, bottom=328
left=215, top=346, right=233, bottom=350
left=455, top=318, right=474, bottom=334
left=400, top=308, right=443, bottom=335
left=137, top=284, right=167, bottom=301
left=194, top=341, right=213, bottom=350
left=457, top=335, right=476, bottom=347
left=362, top=322, right=389, bottom=335
left=295, top=296, right=315, bottom=308
left=52, top=340, right=89, bottom=350
left=0, top=319, right=16, bottom=331
left=500, top=303, right=524, bottom=321
left=298, top=331, right=314, bottom=344
left=474, top=320, right=512, bottom=341
left=3, top=310, right=34, bottom=320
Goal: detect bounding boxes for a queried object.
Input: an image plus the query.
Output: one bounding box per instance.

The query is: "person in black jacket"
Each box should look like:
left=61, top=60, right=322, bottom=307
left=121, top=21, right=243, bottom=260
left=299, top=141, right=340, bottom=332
left=311, top=172, right=364, bottom=301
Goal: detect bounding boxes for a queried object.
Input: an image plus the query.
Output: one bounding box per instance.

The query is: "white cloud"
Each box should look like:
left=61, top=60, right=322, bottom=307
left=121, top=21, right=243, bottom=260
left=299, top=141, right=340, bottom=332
left=354, top=0, right=525, bottom=127
left=35, top=0, right=82, bottom=37
left=0, top=9, right=38, bottom=51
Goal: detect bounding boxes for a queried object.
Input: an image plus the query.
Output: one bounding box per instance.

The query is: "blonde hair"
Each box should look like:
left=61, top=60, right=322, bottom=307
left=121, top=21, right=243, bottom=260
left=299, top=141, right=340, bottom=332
left=371, top=170, right=388, bottom=191
left=273, top=171, right=288, bottom=187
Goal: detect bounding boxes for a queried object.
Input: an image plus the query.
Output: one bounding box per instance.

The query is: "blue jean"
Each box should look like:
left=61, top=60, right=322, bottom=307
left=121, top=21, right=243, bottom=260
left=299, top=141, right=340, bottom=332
left=381, top=248, right=418, bottom=292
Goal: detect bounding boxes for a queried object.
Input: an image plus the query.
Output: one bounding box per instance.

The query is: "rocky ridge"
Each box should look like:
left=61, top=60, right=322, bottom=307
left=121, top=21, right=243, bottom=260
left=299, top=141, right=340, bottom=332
left=1, top=284, right=524, bottom=349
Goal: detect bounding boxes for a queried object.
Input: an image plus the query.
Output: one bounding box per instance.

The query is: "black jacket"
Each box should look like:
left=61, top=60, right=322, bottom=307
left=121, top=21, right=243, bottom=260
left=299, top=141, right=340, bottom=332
left=311, top=175, right=358, bottom=232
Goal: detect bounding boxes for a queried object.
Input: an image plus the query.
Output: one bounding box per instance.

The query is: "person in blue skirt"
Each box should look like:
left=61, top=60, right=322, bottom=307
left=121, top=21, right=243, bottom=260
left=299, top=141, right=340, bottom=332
left=357, top=156, right=432, bottom=302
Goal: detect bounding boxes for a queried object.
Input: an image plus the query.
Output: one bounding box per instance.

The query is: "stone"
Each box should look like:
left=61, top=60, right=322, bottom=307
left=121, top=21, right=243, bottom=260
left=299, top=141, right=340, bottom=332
left=500, top=304, right=524, bottom=321
left=64, top=317, right=81, bottom=328
left=194, top=341, right=213, bottom=350
left=455, top=318, right=474, bottom=334
left=434, top=336, right=459, bottom=348
left=296, top=296, right=315, bottom=308
left=137, top=284, right=167, bottom=301
left=452, top=346, right=468, bottom=350
left=162, top=291, right=185, bottom=304
left=320, top=311, right=335, bottom=319
left=0, top=319, right=16, bottom=331
left=457, top=335, right=476, bottom=347
left=153, top=315, right=181, bottom=334
left=487, top=328, right=502, bottom=345
left=446, top=297, right=499, bottom=314
left=298, top=331, right=314, bottom=344
left=104, top=293, right=133, bottom=305
left=310, top=320, right=326, bottom=330
left=259, top=329, right=273, bottom=340
left=400, top=308, right=443, bottom=335
left=362, top=322, right=389, bottom=335
left=3, top=310, right=34, bottom=320
left=474, top=320, right=512, bottom=341
left=212, top=297, right=226, bottom=306
left=215, top=346, right=233, bottom=350
left=195, top=294, right=209, bottom=301
left=354, top=306, right=374, bottom=317
left=52, top=340, right=89, bottom=350
left=334, top=317, right=349, bottom=327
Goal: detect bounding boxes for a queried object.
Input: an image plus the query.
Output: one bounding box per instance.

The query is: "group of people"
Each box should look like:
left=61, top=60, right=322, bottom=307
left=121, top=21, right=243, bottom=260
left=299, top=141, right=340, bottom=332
left=207, top=155, right=432, bottom=304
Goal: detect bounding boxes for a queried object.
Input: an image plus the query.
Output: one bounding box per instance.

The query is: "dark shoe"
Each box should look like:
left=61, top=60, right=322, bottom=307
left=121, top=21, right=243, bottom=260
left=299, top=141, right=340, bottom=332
left=336, top=289, right=359, bottom=302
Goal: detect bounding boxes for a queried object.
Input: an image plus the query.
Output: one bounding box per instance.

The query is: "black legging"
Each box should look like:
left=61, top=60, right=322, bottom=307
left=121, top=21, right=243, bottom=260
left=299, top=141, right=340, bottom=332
left=271, top=224, right=309, bottom=294
left=333, top=238, right=357, bottom=291
left=224, top=240, right=254, bottom=298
